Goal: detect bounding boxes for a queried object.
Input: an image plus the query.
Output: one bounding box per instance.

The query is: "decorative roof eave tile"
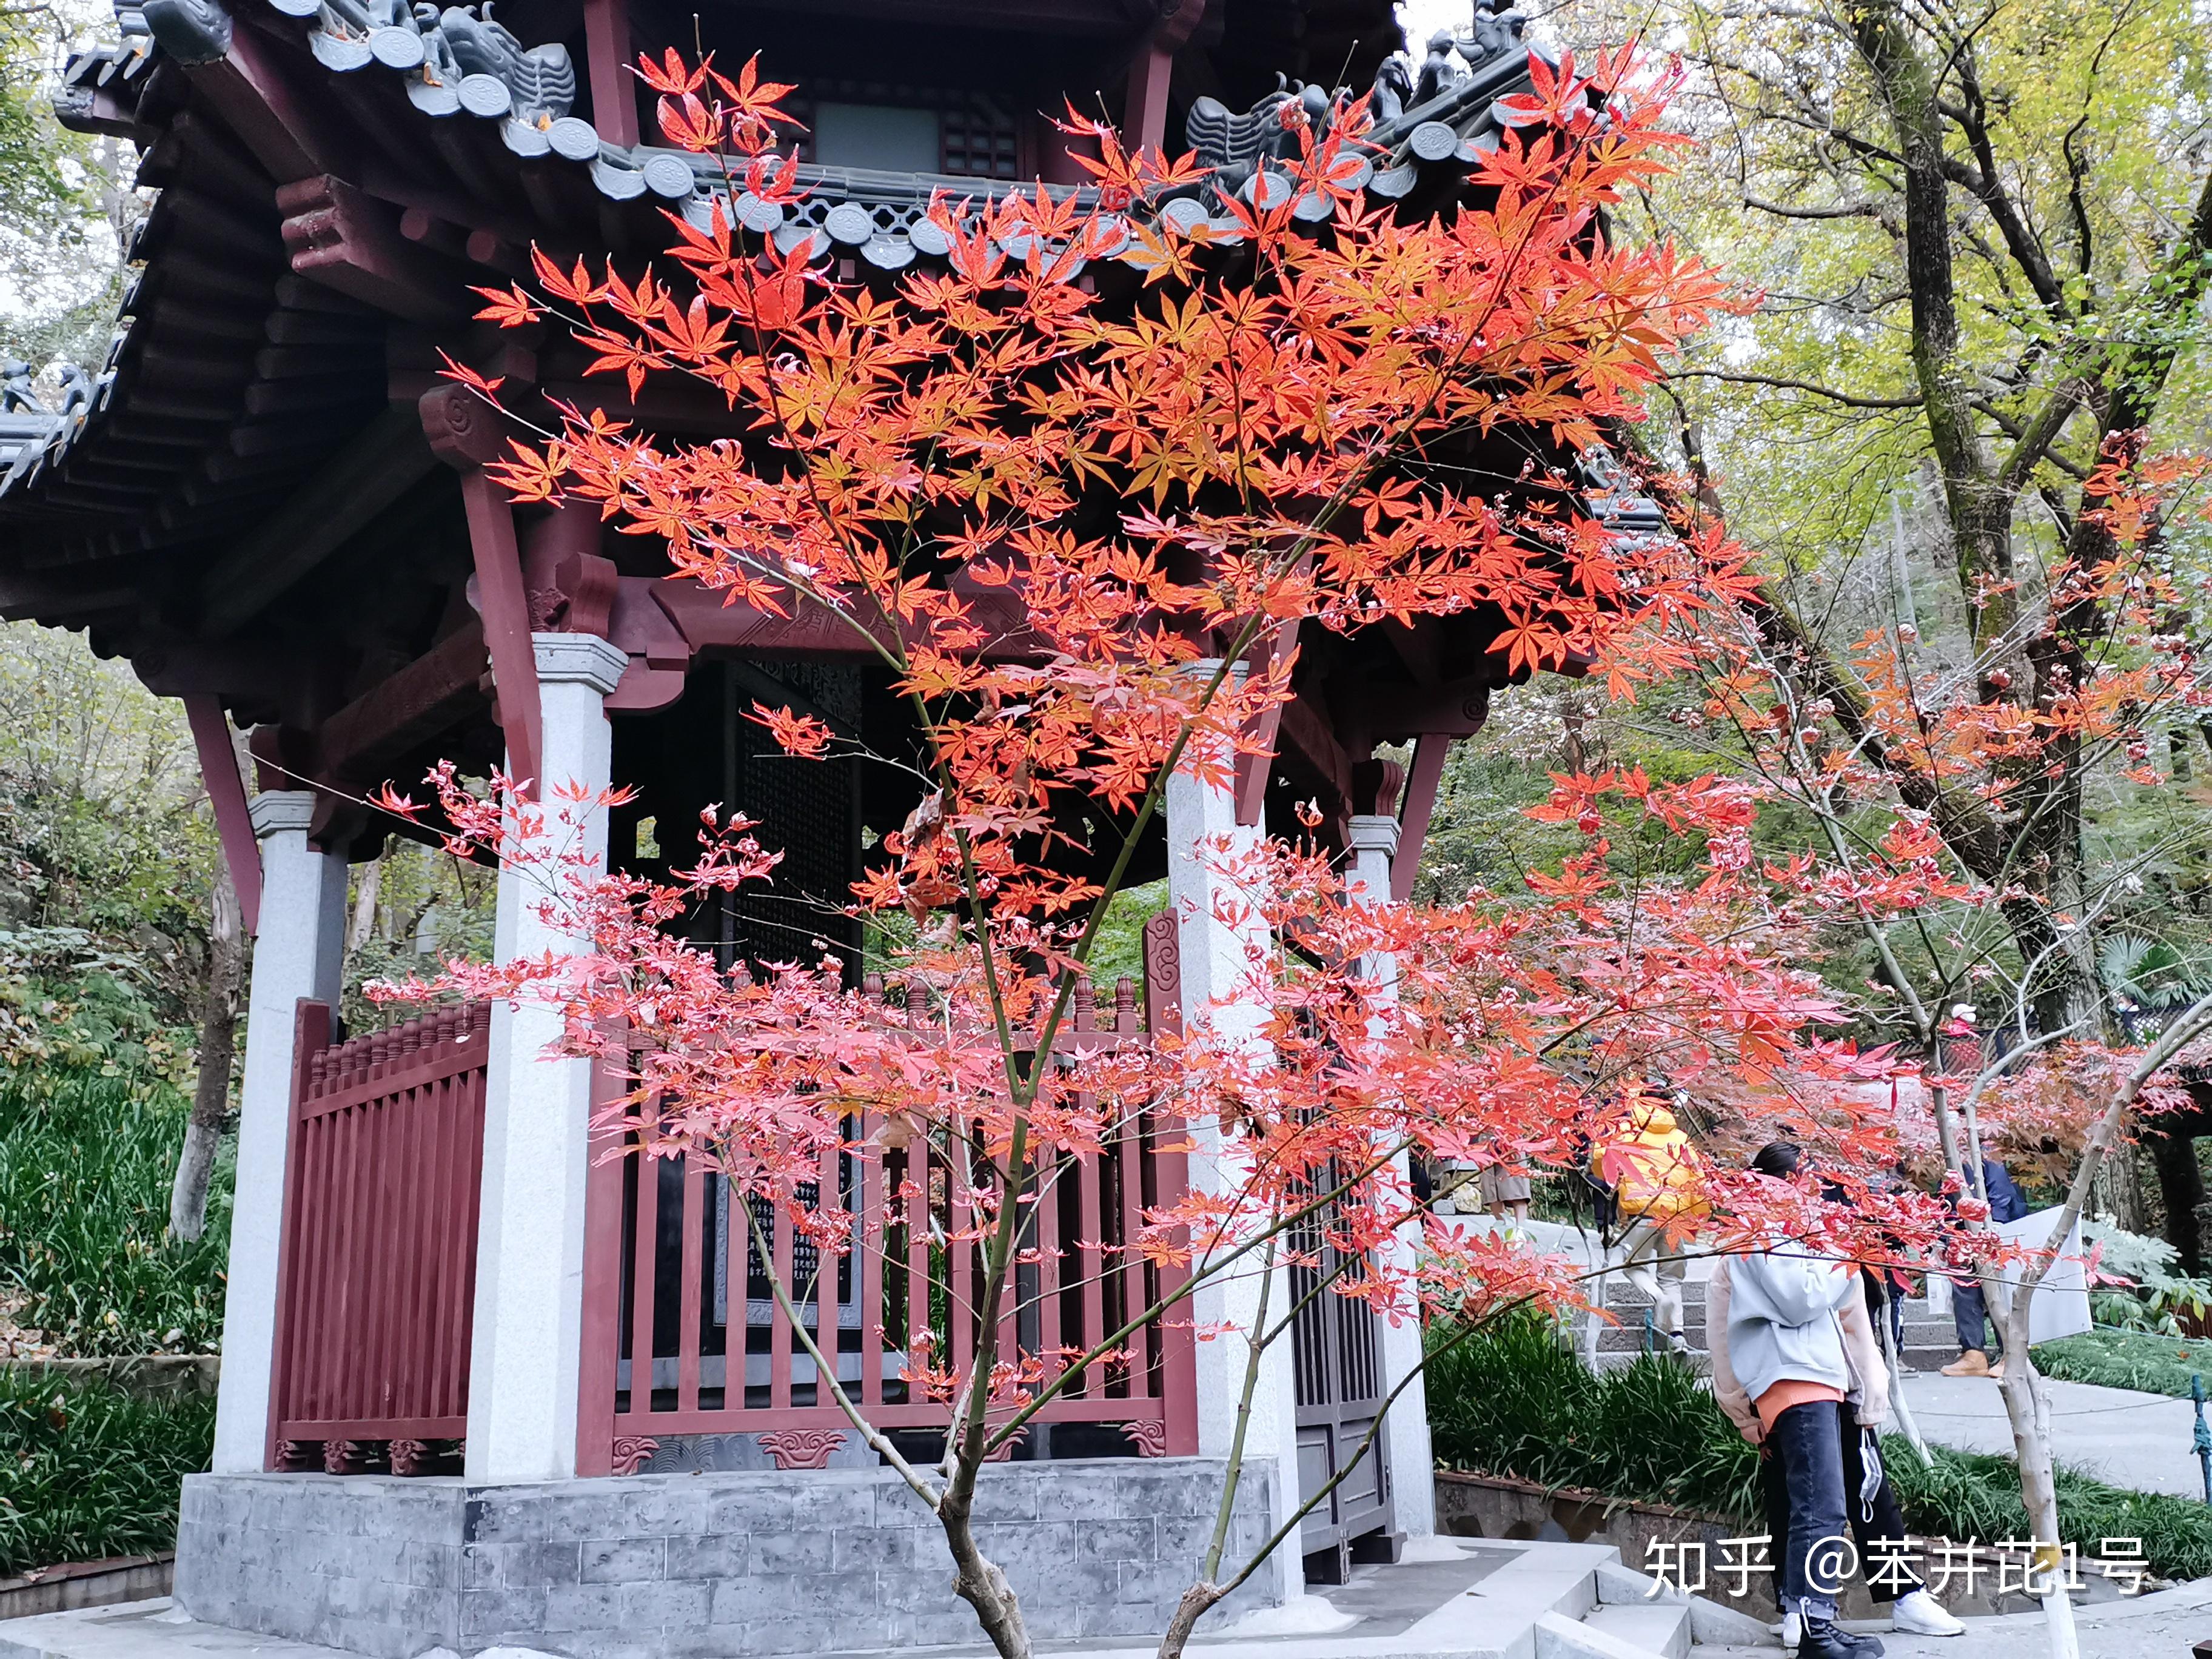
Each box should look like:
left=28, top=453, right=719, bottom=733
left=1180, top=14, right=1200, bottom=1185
left=676, top=54, right=1550, bottom=273
left=54, top=34, right=159, bottom=137
left=72, top=0, right=1553, bottom=253
left=12, top=0, right=1572, bottom=516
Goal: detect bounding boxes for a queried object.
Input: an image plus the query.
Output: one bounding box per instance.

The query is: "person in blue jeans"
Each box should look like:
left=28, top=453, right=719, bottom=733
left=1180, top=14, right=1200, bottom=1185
left=1942, top=1155, right=2028, bottom=1378
left=1729, top=1142, right=1885, bottom=1659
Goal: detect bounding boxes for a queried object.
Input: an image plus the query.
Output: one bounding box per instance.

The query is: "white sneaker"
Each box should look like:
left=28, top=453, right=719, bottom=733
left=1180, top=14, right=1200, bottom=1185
left=1892, top=1589, right=1966, bottom=1635
left=1779, top=1606, right=1801, bottom=1647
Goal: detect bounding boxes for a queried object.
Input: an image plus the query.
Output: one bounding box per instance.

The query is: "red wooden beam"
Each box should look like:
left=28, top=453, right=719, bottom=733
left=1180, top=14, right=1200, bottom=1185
left=276, top=175, right=469, bottom=325
left=1391, top=732, right=1450, bottom=903
left=459, top=471, right=543, bottom=800
left=421, top=384, right=544, bottom=798
left=184, top=694, right=262, bottom=936
left=1233, top=618, right=1301, bottom=827
left=315, top=618, right=489, bottom=785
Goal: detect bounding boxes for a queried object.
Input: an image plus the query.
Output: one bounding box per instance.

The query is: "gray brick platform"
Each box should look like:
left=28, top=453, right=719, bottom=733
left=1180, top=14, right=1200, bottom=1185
left=173, top=1460, right=1284, bottom=1659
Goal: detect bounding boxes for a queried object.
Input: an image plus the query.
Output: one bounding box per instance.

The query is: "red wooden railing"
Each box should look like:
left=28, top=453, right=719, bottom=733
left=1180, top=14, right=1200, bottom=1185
left=577, top=912, right=1198, bottom=1473
left=267, top=999, right=491, bottom=1474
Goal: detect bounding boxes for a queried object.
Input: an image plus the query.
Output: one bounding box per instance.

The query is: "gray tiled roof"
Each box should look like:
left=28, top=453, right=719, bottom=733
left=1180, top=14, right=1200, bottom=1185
left=8, top=0, right=1553, bottom=518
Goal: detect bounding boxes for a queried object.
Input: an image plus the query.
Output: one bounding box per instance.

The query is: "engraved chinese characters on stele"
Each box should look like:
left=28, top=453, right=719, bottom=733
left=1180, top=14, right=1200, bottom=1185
left=1645, top=1535, right=2154, bottom=1600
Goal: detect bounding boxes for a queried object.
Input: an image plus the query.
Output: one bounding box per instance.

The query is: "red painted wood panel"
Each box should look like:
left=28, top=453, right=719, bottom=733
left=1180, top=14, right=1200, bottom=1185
left=268, top=1001, right=491, bottom=1467
left=576, top=940, right=1198, bottom=1470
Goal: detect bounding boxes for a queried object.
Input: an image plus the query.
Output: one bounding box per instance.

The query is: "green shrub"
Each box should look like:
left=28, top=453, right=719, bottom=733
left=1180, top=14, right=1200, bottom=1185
left=0, top=1370, right=213, bottom=1577
left=1426, top=1312, right=2212, bottom=1581
left=1426, top=1312, right=1761, bottom=1516
left=0, top=1068, right=230, bottom=1355
left=2032, top=1328, right=2212, bottom=1399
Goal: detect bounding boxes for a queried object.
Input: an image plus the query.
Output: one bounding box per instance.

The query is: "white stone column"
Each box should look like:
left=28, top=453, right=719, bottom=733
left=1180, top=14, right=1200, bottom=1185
left=464, top=634, right=626, bottom=1482
left=1165, top=667, right=1304, bottom=1589
left=211, top=791, right=347, bottom=1473
left=1346, top=813, right=1435, bottom=1541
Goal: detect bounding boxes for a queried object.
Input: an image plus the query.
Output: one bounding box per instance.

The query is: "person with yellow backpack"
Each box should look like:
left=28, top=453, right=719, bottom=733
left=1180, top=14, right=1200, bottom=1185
left=1597, top=1090, right=1710, bottom=1356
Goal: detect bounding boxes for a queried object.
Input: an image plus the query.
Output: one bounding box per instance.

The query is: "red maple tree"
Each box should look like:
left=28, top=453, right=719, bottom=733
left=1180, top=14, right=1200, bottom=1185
left=370, top=44, right=2031, bottom=1659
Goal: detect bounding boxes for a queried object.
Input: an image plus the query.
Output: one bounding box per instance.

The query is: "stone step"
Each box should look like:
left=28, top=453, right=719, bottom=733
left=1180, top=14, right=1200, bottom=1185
left=1581, top=1601, right=1692, bottom=1658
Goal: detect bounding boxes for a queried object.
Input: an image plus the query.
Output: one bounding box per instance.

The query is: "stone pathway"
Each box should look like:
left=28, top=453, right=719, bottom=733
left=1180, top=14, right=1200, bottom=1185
left=1897, top=1371, right=2210, bottom=1501
left=1693, top=1577, right=2212, bottom=1657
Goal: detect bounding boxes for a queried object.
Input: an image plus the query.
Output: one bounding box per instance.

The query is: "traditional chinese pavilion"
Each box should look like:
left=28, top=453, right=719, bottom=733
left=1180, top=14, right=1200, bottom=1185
left=0, top=0, right=1660, bottom=1652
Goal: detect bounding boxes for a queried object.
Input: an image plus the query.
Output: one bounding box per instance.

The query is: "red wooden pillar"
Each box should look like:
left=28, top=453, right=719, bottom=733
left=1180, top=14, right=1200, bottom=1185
left=583, top=0, right=638, bottom=146
left=1122, top=0, right=1206, bottom=153
left=420, top=382, right=545, bottom=800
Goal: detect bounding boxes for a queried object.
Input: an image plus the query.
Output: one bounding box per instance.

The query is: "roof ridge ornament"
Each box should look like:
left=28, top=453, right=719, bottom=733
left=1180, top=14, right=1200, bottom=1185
left=141, top=0, right=231, bottom=63
left=274, top=0, right=575, bottom=132
left=1183, top=77, right=1336, bottom=181
left=0, top=360, right=45, bottom=417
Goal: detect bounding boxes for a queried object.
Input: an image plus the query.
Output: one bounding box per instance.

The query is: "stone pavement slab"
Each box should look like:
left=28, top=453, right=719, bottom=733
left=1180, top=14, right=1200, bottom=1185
left=1897, top=1371, right=2208, bottom=1500
left=0, top=1542, right=1643, bottom=1659
left=1694, top=1577, right=2212, bottom=1658
left=0, top=1600, right=344, bottom=1659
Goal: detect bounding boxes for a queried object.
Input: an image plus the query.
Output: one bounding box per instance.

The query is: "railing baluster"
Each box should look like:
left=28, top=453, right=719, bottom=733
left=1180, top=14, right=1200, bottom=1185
left=816, top=1134, right=842, bottom=1409
left=676, top=1156, right=705, bottom=1413
left=720, top=1155, right=746, bottom=1415
left=906, top=1144, right=931, bottom=1409
left=1035, top=1142, right=1062, bottom=1384
left=626, top=1131, right=662, bottom=1418
left=769, top=1171, right=795, bottom=1413
left=857, top=1134, right=883, bottom=1410
left=1076, top=1128, right=1105, bottom=1393
left=1116, top=1098, right=1146, bottom=1399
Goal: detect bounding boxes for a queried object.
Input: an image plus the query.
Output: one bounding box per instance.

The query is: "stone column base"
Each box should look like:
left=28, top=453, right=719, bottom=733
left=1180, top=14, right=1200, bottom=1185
left=175, top=1458, right=1284, bottom=1657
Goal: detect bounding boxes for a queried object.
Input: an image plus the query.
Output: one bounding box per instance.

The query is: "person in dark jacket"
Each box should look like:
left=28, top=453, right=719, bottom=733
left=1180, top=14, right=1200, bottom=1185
left=1941, top=1156, right=2027, bottom=1378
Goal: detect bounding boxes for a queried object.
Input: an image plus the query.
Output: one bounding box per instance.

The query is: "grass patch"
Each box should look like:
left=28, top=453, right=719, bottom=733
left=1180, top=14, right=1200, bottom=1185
left=2032, top=1328, right=2212, bottom=1399
left=0, top=1370, right=213, bottom=1577
left=0, top=1068, right=230, bottom=1356
left=1427, top=1312, right=2212, bottom=1581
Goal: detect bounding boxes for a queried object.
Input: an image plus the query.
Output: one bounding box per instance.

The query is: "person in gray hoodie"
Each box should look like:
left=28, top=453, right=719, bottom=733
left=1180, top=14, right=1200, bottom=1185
left=1726, top=1142, right=1885, bottom=1659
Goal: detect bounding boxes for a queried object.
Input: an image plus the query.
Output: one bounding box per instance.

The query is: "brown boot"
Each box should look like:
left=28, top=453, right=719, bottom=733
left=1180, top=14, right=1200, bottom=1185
left=1988, top=1358, right=2006, bottom=1379
left=1942, top=1350, right=1992, bottom=1377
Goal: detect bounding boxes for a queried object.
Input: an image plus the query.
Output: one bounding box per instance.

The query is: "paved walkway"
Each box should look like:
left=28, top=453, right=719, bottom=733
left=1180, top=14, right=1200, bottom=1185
left=1695, top=1577, right=2212, bottom=1658
left=1897, top=1371, right=2210, bottom=1500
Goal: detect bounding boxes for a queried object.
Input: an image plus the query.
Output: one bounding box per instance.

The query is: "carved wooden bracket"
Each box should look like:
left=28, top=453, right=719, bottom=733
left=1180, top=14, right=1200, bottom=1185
left=277, top=175, right=467, bottom=324
left=1141, top=908, right=1182, bottom=1037
left=183, top=694, right=261, bottom=935
left=1350, top=757, right=1406, bottom=820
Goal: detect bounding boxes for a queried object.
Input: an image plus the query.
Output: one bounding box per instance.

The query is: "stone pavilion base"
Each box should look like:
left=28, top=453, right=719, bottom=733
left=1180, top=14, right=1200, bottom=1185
left=173, top=1460, right=1284, bottom=1658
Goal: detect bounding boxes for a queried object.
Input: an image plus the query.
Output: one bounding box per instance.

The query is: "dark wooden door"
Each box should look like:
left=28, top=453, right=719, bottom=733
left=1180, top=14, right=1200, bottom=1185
left=1289, top=1210, right=1390, bottom=1570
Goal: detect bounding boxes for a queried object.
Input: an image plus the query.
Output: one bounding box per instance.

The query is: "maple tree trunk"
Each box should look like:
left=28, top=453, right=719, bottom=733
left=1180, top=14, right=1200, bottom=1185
left=934, top=1479, right=1033, bottom=1659
left=1158, top=1584, right=1226, bottom=1659
left=933, top=1124, right=1035, bottom=1659
left=1988, top=993, right=2212, bottom=1658
left=172, top=863, right=244, bottom=1242
left=1156, top=1228, right=1280, bottom=1659
left=347, top=853, right=383, bottom=956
